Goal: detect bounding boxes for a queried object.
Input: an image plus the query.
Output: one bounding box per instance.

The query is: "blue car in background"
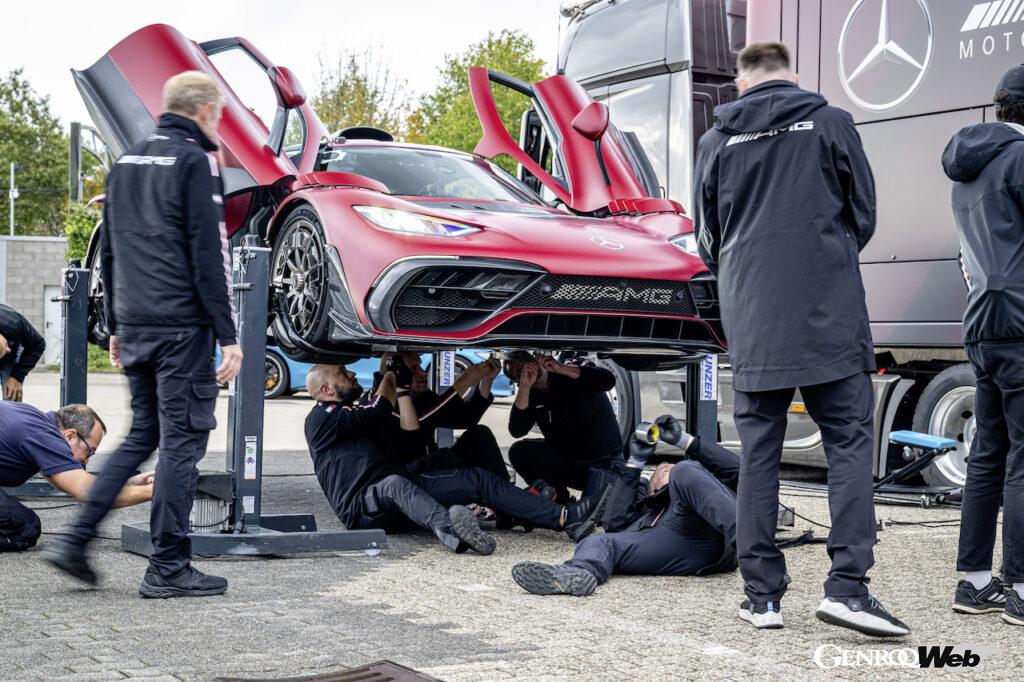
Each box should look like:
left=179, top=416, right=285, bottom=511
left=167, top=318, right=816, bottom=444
left=217, top=347, right=514, bottom=399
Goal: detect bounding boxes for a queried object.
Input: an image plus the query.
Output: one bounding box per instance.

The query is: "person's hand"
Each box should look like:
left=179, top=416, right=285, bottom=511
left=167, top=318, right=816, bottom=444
left=519, top=361, right=539, bottom=388
left=655, top=414, right=691, bottom=450
left=216, top=343, right=243, bottom=385
left=378, top=370, right=398, bottom=404
left=3, top=377, right=22, bottom=402
left=538, top=356, right=563, bottom=374
left=626, top=436, right=656, bottom=469
left=481, top=358, right=500, bottom=384
left=108, top=335, right=122, bottom=369
left=127, top=471, right=156, bottom=486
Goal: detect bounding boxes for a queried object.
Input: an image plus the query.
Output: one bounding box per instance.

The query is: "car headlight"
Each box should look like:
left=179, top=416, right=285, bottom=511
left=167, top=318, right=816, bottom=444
left=669, top=233, right=699, bottom=256
left=353, top=206, right=481, bottom=237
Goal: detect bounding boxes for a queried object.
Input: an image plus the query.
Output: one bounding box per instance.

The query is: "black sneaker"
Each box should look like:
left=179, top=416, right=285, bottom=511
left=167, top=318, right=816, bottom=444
left=448, top=505, right=496, bottom=556
left=527, top=479, right=558, bottom=502
left=1004, top=588, right=1024, bottom=626
left=816, top=594, right=910, bottom=637
left=738, top=599, right=783, bottom=629
left=954, top=577, right=1007, bottom=615
left=563, top=484, right=612, bottom=542
left=41, top=538, right=98, bottom=587
left=138, top=565, right=227, bottom=599
left=511, top=561, right=597, bottom=596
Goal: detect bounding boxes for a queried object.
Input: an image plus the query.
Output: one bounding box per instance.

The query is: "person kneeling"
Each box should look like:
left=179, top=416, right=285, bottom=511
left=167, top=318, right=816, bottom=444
left=304, top=364, right=610, bottom=554
left=0, top=402, right=153, bottom=552
left=512, top=419, right=740, bottom=601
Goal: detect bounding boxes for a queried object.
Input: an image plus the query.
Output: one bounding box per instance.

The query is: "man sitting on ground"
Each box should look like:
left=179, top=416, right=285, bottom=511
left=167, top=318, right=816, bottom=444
left=376, top=352, right=507, bottom=481
left=512, top=416, right=738, bottom=596
left=0, top=402, right=153, bottom=552
left=504, top=352, right=625, bottom=502
left=304, top=363, right=610, bottom=555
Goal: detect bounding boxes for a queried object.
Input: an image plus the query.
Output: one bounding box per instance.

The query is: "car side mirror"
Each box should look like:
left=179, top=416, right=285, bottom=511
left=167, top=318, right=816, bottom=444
left=270, top=66, right=306, bottom=108
left=571, top=102, right=609, bottom=141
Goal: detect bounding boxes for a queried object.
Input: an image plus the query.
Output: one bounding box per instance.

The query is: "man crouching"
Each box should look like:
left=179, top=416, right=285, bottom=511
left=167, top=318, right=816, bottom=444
left=304, top=363, right=610, bottom=554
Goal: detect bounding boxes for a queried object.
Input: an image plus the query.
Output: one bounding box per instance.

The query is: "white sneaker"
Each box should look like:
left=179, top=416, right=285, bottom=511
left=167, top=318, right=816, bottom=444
left=739, top=598, right=784, bottom=629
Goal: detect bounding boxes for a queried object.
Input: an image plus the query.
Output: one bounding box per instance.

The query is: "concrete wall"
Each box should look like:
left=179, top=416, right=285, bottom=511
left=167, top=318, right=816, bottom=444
left=0, top=236, right=68, bottom=364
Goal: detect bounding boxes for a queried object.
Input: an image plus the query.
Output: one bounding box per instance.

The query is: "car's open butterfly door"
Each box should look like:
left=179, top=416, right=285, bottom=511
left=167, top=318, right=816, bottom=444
left=468, top=67, right=662, bottom=214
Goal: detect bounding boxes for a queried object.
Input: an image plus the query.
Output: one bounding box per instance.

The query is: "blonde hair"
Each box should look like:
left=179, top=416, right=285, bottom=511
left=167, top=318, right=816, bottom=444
left=163, top=71, right=224, bottom=116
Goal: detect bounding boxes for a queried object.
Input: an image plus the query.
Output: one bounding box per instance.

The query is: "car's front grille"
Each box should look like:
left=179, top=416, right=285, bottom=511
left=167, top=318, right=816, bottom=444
left=391, top=266, right=539, bottom=330
left=491, top=313, right=721, bottom=345
left=514, top=276, right=697, bottom=316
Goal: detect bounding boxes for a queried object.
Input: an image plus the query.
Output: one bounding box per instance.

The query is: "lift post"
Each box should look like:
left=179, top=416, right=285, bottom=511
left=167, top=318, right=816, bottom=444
left=1, top=265, right=89, bottom=498
left=121, top=236, right=386, bottom=556
left=430, top=350, right=456, bottom=448
left=684, top=354, right=719, bottom=443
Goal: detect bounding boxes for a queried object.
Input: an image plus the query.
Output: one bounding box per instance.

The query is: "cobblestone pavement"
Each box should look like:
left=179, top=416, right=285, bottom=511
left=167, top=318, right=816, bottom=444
left=2, top=376, right=1019, bottom=680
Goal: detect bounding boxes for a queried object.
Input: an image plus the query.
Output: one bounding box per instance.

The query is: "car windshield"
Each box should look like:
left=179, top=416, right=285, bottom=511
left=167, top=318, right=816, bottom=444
left=317, top=146, right=544, bottom=204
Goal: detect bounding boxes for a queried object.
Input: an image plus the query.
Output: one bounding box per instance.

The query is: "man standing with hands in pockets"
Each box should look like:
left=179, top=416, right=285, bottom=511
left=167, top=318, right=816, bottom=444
left=692, top=42, right=908, bottom=636
left=44, top=72, right=242, bottom=599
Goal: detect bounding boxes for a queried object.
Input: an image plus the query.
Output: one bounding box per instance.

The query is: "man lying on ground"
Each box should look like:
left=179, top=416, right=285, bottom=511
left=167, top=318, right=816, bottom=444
left=512, top=416, right=738, bottom=596
left=0, top=402, right=153, bottom=552
left=304, top=363, right=611, bottom=555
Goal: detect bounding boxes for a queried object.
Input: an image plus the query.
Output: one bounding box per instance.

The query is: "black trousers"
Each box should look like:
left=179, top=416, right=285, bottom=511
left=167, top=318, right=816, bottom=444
left=69, top=326, right=218, bottom=576
left=508, top=438, right=619, bottom=502
left=959, top=342, right=1024, bottom=583
left=567, top=458, right=736, bottom=582
left=410, top=425, right=510, bottom=482
left=353, top=467, right=562, bottom=534
left=0, top=489, right=41, bottom=552
left=733, top=371, right=876, bottom=602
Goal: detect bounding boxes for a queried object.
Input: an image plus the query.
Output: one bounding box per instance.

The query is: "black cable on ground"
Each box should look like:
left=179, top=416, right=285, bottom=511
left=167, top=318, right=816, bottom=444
left=26, top=503, right=80, bottom=510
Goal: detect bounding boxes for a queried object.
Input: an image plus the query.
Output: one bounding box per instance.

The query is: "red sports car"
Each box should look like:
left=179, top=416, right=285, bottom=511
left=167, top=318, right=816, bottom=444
left=74, top=24, right=723, bottom=369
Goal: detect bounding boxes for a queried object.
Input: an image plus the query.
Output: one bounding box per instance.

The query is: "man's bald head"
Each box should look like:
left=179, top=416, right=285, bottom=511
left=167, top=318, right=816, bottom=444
left=306, top=364, right=361, bottom=403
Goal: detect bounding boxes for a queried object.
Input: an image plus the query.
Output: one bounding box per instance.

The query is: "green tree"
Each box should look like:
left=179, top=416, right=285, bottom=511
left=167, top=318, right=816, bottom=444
left=0, top=69, right=68, bottom=236
left=63, top=201, right=99, bottom=261
left=407, top=30, right=546, bottom=173
left=312, top=50, right=409, bottom=138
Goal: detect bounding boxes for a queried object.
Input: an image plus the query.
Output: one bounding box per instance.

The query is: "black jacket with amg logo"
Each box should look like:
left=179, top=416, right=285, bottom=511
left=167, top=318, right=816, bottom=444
left=100, top=113, right=237, bottom=345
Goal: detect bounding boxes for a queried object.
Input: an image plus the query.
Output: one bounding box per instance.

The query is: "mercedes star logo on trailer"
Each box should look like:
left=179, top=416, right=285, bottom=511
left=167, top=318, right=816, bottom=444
left=838, top=0, right=934, bottom=112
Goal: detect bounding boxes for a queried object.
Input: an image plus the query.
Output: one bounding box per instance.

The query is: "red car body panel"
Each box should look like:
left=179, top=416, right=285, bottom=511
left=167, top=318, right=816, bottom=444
left=76, top=25, right=725, bottom=361
left=469, top=67, right=650, bottom=213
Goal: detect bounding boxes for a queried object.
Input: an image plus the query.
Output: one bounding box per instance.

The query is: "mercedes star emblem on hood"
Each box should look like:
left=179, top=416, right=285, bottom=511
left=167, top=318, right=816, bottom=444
left=590, top=235, right=624, bottom=250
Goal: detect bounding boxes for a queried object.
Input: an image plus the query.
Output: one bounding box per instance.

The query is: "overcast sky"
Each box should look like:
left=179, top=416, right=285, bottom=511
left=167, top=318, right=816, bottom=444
left=0, top=0, right=564, bottom=129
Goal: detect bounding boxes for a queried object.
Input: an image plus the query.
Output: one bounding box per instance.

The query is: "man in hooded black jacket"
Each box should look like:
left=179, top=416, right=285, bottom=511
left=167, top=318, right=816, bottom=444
left=942, top=65, right=1024, bottom=627
left=692, top=42, right=908, bottom=637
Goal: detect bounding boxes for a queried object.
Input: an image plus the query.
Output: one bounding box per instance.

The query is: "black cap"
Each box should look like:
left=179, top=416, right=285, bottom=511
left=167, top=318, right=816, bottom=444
left=996, top=64, right=1024, bottom=105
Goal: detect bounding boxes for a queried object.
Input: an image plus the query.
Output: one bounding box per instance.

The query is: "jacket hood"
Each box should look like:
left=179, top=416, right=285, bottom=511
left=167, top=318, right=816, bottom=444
left=713, top=80, right=828, bottom=134
left=942, top=122, right=1024, bottom=182
left=157, top=112, right=218, bottom=152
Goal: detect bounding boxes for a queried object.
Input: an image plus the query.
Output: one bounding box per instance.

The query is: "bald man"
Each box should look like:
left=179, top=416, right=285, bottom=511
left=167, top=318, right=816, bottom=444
left=304, top=363, right=610, bottom=554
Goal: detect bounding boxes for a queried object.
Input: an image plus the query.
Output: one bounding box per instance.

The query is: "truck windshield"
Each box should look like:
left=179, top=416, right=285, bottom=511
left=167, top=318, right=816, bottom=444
left=318, top=146, right=543, bottom=204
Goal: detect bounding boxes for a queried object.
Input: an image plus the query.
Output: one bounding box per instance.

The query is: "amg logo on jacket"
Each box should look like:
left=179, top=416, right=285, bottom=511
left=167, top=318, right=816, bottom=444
left=117, top=155, right=177, bottom=166
left=726, top=121, right=814, bottom=146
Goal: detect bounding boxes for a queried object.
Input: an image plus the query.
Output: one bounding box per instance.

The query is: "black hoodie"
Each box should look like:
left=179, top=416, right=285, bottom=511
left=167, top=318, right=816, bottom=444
left=693, top=81, right=876, bottom=391
left=942, top=122, right=1024, bottom=343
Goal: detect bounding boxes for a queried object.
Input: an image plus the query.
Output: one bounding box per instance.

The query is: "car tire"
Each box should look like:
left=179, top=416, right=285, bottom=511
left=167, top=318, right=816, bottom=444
left=912, top=363, right=976, bottom=488
left=264, top=351, right=290, bottom=399
left=271, top=207, right=331, bottom=348
left=84, top=227, right=110, bottom=350
left=594, top=357, right=635, bottom=442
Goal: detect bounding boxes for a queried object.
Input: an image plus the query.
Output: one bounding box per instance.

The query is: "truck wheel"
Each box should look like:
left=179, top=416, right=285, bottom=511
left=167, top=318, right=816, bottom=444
left=912, top=364, right=976, bottom=488
left=264, top=351, right=291, bottom=399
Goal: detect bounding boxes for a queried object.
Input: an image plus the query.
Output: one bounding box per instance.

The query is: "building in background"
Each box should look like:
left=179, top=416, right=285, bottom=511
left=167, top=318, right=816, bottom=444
left=0, top=235, right=67, bottom=366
